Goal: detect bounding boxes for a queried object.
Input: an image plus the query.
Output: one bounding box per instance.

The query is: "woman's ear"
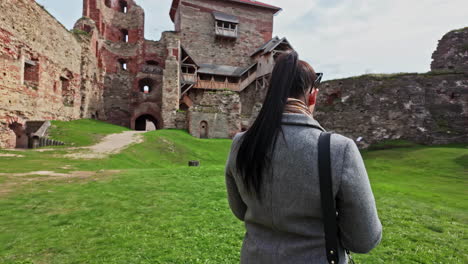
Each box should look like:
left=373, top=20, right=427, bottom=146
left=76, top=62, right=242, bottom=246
left=308, top=88, right=319, bottom=106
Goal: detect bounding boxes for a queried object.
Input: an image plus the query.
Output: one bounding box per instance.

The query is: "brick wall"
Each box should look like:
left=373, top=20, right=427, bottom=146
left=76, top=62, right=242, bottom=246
left=0, top=0, right=104, bottom=148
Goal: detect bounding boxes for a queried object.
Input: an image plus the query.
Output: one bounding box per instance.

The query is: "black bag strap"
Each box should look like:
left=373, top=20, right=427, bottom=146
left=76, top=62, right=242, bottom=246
left=318, top=132, right=340, bottom=264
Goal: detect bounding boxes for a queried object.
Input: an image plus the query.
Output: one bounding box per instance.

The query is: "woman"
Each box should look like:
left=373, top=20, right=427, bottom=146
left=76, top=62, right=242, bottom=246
left=225, top=51, right=382, bottom=264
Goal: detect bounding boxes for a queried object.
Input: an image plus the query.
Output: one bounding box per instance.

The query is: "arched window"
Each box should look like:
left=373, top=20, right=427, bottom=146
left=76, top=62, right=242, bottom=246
left=139, top=78, right=154, bottom=94
left=119, top=0, right=128, bottom=13
left=118, top=59, right=128, bottom=71
left=121, top=29, right=129, bottom=43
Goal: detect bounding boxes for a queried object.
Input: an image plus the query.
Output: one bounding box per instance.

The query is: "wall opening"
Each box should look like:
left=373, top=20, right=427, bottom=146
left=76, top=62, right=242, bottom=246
left=23, top=59, right=39, bottom=87
left=61, top=76, right=74, bottom=106
left=83, top=25, right=92, bottom=33
left=119, top=0, right=128, bottom=13
left=105, top=0, right=111, bottom=8
left=138, top=78, right=155, bottom=94
left=135, top=114, right=158, bottom=131
left=121, top=29, right=129, bottom=43
left=118, top=59, right=128, bottom=71
left=200, top=121, right=208, bottom=139
left=146, top=60, right=159, bottom=66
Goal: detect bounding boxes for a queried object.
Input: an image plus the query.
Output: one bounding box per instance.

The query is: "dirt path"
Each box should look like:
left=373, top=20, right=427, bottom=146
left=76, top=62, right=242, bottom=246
left=65, top=131, right=145, bottom=159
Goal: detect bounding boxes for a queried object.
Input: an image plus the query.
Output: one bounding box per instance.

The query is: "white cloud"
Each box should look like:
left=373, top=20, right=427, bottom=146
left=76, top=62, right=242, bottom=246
left=36, top=0, right=468, bottom=80
left=268, top=0, right=468, bottom=79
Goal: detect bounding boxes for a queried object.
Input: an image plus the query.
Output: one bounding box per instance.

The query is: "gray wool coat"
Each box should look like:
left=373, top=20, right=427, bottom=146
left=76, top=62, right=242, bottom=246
left=225, top=113, right=382, bottom=264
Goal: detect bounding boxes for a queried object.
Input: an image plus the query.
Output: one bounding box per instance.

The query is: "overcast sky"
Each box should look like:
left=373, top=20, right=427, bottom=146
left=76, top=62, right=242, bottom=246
left=36, top=0, right=467, bottom=80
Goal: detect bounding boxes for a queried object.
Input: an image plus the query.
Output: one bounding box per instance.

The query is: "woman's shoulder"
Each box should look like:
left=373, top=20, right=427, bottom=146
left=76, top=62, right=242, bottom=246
left=329, top=132, right=359, bottom=160
left=330, top=133, right=355, bottom=147
left=232, top=131, right=246, bottom=145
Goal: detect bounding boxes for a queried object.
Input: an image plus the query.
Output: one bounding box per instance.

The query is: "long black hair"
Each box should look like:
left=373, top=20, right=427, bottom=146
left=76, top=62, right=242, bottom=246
left=235, top=51, right=317, bottom=200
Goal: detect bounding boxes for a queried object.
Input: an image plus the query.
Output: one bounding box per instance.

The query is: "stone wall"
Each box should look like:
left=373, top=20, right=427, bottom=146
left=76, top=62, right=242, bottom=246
left=0, top=0, right=104, bottom=148
left=176, top=0, right=276, bottom=67
left=315, top=72, right=468, bottom=148
left=187, top=90, right=241, bottom=138
left=431, top=27, right=468, bottom=72
left=82, top=0, right=179, bottom=130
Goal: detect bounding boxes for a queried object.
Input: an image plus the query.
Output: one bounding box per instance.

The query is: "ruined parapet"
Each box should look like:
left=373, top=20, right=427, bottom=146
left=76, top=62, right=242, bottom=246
left=73, top=17, right=106, bottom=120
left=315, top=72, right=468, bottom=148
left=315, top=28, right=468, bottom=148
left=431, top=27, right=468, bottom=72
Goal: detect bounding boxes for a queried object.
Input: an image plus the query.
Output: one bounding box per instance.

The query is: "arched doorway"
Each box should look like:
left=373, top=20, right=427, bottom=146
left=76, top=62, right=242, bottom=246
left=200, top=121, right=208, bottom=138
left=135, top=114, right=158, bottom=131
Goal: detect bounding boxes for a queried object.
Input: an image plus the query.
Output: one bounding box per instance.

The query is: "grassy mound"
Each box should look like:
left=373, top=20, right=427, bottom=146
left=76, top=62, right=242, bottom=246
left=49, top=119, right=130, bottom=147
left=0, top=120, right=466, bottom=263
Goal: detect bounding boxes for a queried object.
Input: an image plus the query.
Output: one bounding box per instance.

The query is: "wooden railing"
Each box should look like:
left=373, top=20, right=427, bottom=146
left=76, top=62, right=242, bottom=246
left=182, top=73, right=197, bottom=83
left=239, top=72, right=258, bottom=91
left=215, top=26, right=238, bottom=38
left=194, top=79, right=240, bottom=90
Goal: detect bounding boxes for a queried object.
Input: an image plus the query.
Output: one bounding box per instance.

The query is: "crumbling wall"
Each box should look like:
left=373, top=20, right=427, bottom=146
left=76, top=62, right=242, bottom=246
left=431, top=27, right=468, bottom=72
left=315, top=72, right=468, bottom=148
left=83, top=0, right=176, bottom=130
left=176, top=0, right=275, bottom=67
left=74, top=17, right=106, bottom=120
left=160, top=32, right=181, bottom=129
left=188, top=90, right=241, bottom=138
left=0, top=0, right=103, bottom=148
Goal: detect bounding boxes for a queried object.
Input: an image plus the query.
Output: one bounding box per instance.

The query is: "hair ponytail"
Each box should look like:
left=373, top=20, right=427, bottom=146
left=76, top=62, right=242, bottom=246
left=235, top=51, right=303, bottom=200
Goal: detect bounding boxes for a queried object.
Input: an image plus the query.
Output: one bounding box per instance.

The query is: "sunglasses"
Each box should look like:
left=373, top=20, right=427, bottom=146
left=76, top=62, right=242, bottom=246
left=314, top=72, right=323, bottom=88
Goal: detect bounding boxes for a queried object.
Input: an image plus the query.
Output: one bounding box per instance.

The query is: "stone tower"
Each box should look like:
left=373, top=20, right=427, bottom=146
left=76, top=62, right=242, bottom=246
left=78, top=0, right=181, bottom=130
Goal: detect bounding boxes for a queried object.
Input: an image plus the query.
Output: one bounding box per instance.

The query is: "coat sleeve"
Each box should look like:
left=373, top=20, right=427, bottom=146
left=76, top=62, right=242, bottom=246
left=225, top=135, right=247, bottom=221
left=336, top=139, right=382, bottom=253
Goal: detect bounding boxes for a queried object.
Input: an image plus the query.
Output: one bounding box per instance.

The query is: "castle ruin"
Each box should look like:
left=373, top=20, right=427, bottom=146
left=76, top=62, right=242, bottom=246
left=0, top=0, right=294, bottom=148
left=0, top=0, right=466, bottom=148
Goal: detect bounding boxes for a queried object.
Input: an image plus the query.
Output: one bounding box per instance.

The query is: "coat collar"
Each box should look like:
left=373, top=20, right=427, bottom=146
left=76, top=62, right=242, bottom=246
left=281, top=113, right=327, bottom=132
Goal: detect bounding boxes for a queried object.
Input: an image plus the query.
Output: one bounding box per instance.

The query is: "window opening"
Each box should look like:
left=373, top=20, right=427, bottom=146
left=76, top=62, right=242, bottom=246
left=118, top=59, right=128, bottom=71
left=146, top=60, right=158, bottom=66
left=121, top=29, right=129, bottom=43
left=23, top=59, right=39, bottom=87
left=139, top=78, right=154, bottom=94
left=61, top=76, right=74, bottom=106
left=119, top=0, right=128, bottom=13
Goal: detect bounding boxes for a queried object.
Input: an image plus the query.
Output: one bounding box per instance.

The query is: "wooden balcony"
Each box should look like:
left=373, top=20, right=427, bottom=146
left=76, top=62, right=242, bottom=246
left=215, top=26, right=238, bottom=39
left=194, top=78, right=240, bottom=91
left=182, top=73, right=197, bottom=84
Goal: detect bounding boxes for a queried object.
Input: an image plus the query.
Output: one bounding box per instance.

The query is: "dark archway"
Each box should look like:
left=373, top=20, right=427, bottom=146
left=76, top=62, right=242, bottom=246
left=135, top=114, right=158, bottom=131
left=200, top=121, right=208, bottom=138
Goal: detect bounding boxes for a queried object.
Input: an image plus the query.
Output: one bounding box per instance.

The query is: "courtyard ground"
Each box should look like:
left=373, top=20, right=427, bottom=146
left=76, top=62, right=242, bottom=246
left=0, top=119, right=466, bottom=264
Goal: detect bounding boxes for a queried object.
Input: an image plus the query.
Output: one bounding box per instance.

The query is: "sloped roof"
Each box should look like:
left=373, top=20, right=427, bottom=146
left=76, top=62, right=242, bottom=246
left=198, top=64, right=246, bottom=77
left=229, top=0, right=281, bottom=11
left=181, top=46, right=199, bottom=67
left=212, top=11, right=239, bottom=23
left=198, top=63, right=257, bottom=77
left=250, top=36, right=293, bottom=57
left=170, top=0, right=281, bottom=22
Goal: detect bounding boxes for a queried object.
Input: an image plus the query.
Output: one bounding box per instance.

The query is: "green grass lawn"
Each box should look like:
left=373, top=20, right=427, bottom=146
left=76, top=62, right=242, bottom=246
left=48, top=119, right=130, bottom=147
left=0, top=120, right=467, bottom=263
